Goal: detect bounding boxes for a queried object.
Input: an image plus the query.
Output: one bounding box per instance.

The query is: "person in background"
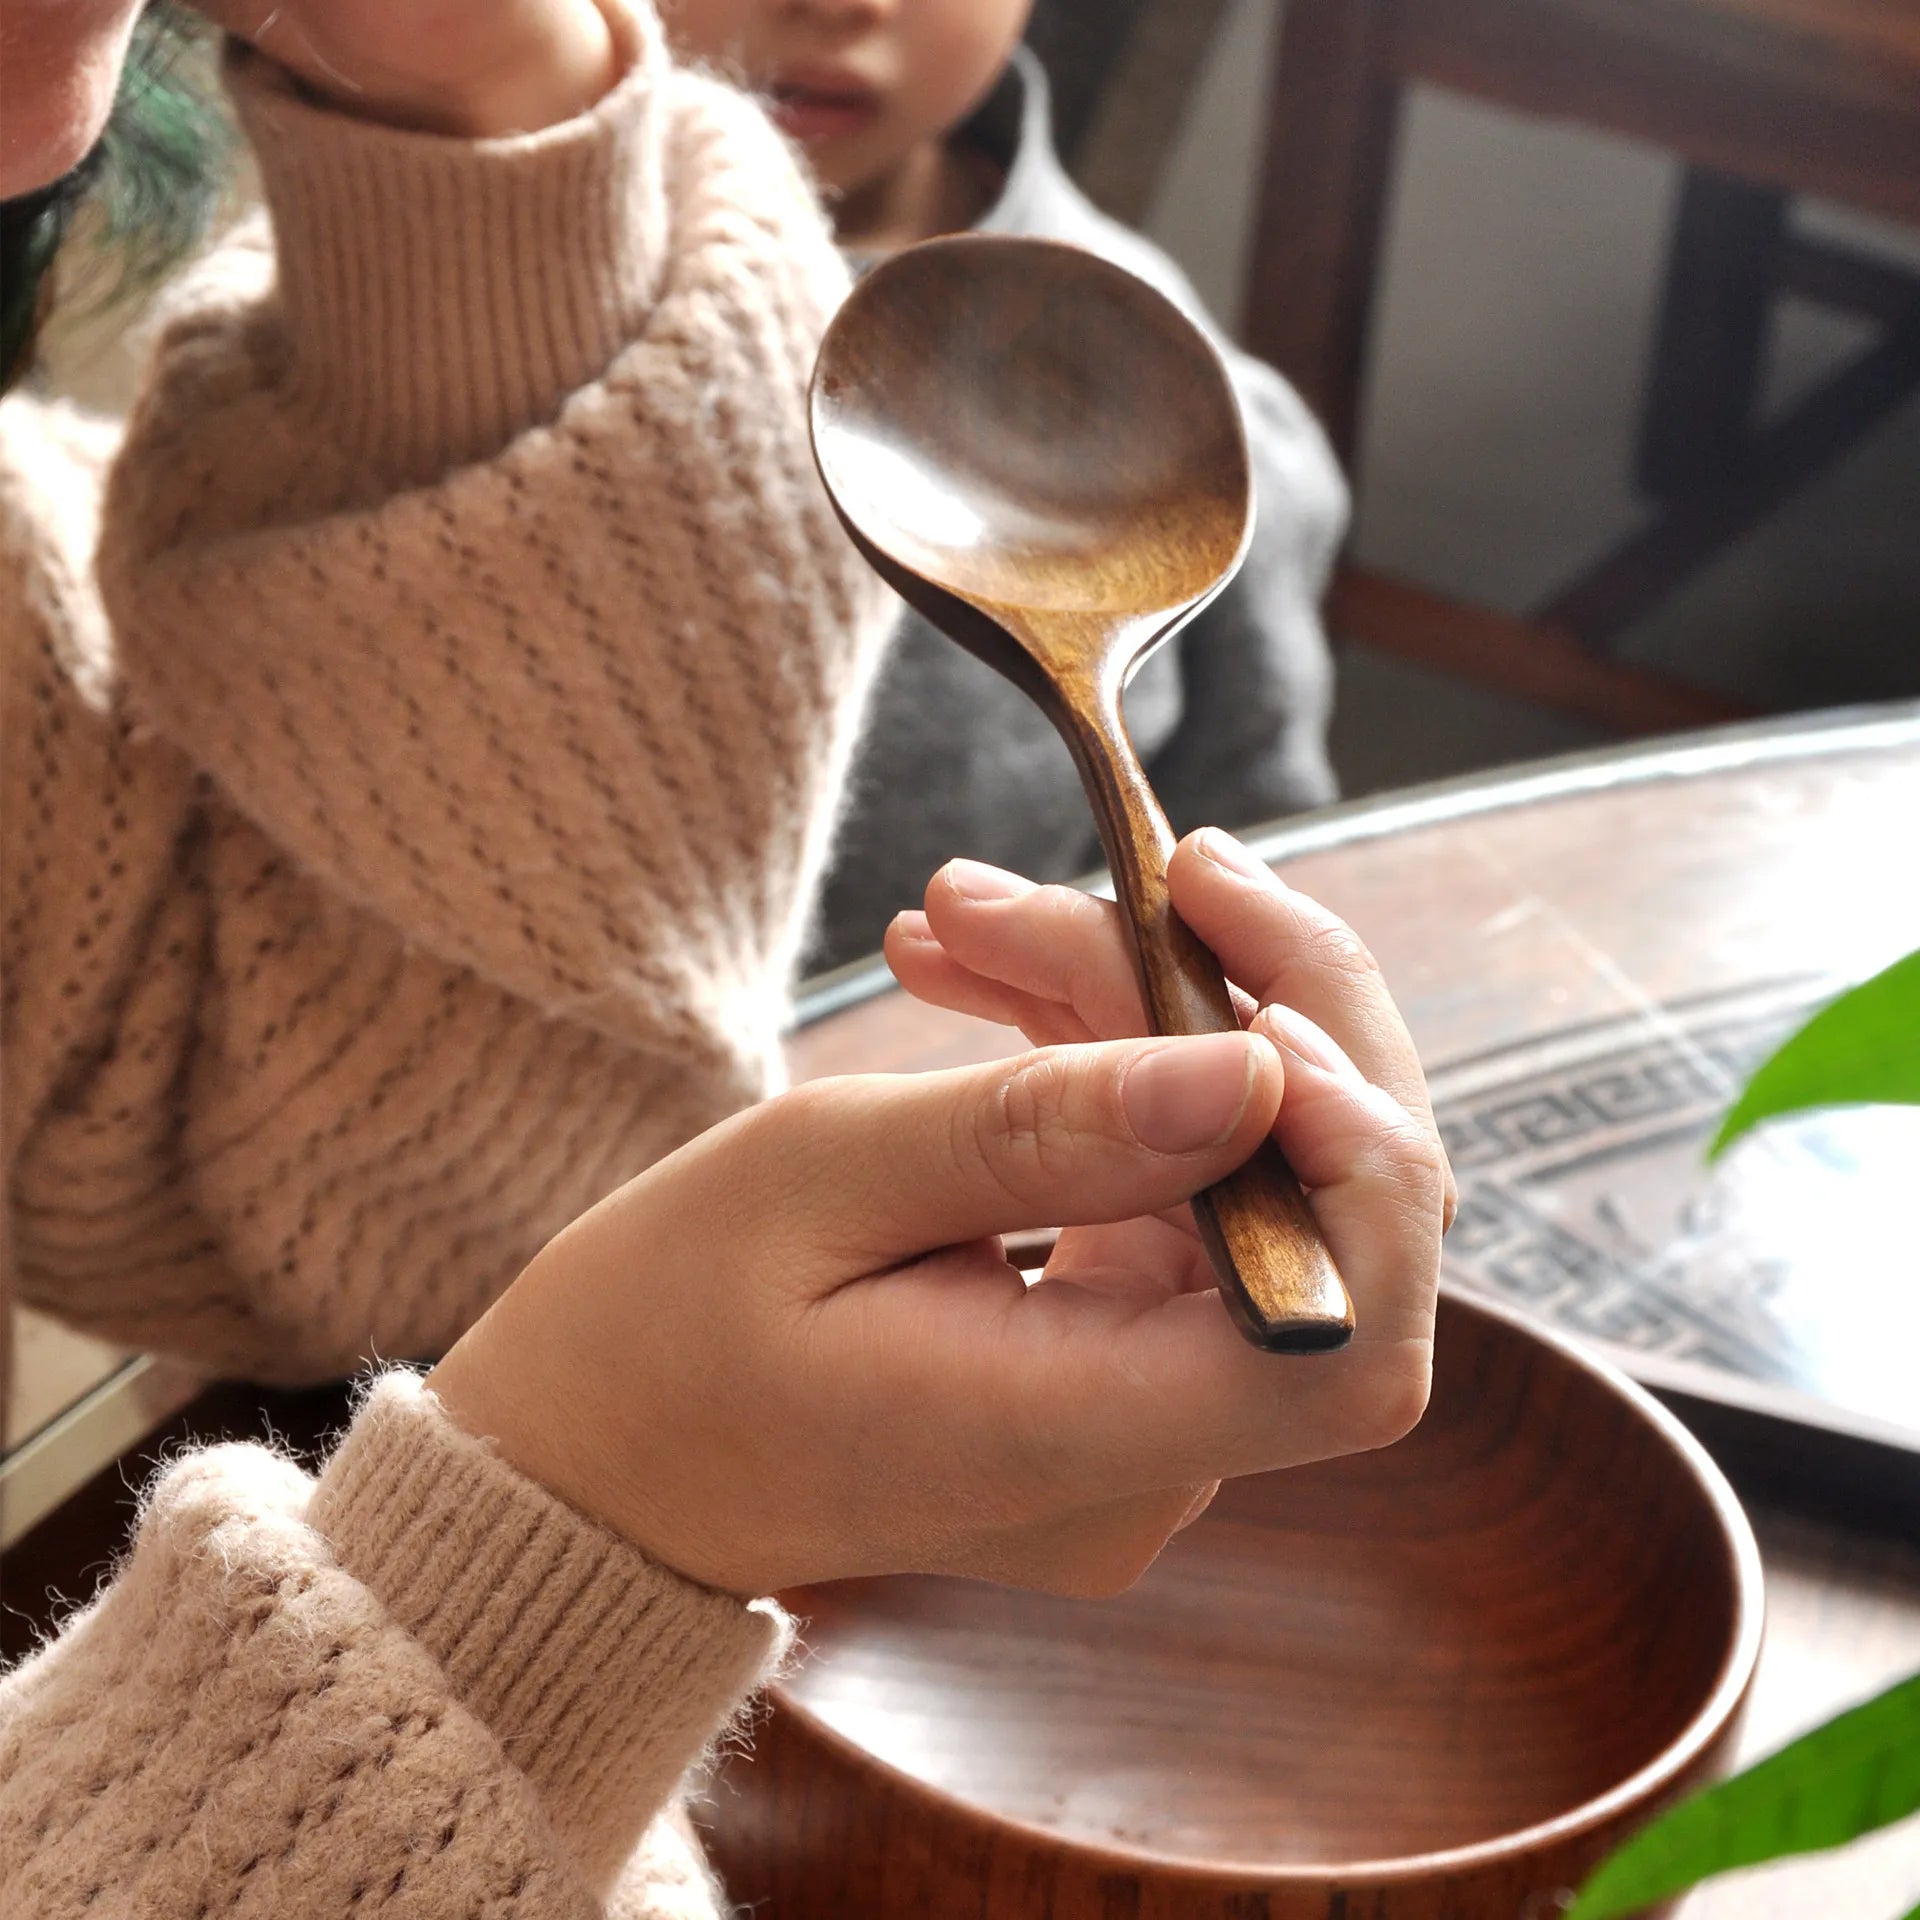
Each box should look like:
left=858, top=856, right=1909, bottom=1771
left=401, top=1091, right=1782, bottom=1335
left=2, top=5, right=1447, bottom=1916
left=660, top=0, right=1349, bottom=968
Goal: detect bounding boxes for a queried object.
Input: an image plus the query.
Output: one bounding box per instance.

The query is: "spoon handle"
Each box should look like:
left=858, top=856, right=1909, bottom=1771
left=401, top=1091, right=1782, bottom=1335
left=1061, top=694, right=1355, bottom=1355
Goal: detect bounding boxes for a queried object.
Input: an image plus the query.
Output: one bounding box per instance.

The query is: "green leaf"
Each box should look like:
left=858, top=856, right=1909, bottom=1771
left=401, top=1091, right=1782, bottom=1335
left=1711, top=948, right=1920, bottom=1159
left=1564, top=1671, right=1920, bottom=1920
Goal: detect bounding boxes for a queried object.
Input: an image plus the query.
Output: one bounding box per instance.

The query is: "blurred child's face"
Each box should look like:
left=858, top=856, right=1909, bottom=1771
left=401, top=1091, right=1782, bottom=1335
left=662, top=0, right=1033, bottom=198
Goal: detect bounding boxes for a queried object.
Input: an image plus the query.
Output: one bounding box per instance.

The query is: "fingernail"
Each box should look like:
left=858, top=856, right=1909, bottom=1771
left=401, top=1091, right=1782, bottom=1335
left=888, top=910, right=936, bottom=945
left=943, top=859, right=1035, bottom=904
left=1196, top=827, right=1276, bottom=884
left=1122, top=1033, right=1260, bottom=1153
left=1254, top=1006, right=1357, bottom=1079
left=1175, top=1482, right=1220, bottom=1532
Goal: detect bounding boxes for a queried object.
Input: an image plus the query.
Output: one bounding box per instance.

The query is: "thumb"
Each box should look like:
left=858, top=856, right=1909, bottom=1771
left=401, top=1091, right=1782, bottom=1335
left=743, top=1032, right=1284, bottom=1278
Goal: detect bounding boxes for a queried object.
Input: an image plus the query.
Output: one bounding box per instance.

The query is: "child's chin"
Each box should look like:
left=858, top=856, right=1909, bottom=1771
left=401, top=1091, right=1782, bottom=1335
left=803, top=142, right=890, bottom=195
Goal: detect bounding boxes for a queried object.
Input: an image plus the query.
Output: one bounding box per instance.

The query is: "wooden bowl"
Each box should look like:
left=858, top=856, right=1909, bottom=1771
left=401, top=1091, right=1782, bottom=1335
left=702, top=1288, right=1763, bottom=1919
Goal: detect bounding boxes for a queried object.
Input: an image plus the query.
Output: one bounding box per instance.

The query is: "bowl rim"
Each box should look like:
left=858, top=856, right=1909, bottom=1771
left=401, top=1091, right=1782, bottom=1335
left=766, top=1283, right=1767, bottom=1886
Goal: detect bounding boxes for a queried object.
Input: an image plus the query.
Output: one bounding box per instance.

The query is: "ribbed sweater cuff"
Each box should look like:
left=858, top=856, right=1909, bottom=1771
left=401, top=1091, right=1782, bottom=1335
left=310, top=1373, right=787, bottom=1889
left=226, top=11, right=668, bottom=480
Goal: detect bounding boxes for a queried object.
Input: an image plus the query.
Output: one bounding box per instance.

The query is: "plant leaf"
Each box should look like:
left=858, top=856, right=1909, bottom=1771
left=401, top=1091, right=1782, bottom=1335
left=1710, top=949, right=1920, bottom=1159
left=1564, top=1671, right=1920, bottom=1920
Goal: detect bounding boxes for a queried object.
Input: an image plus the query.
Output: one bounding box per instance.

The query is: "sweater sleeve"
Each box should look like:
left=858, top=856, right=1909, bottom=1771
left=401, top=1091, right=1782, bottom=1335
left=5, top=7, right=889, bottom=1383
left=0, top=1375, right=785, bottom=1917
left=99, top=13, right=888, bottom=1074
left=1146, top=355, right=1345, bottom=832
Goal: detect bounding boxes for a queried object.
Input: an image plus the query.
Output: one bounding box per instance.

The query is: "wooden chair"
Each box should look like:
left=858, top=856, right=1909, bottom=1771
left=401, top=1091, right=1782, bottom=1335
left=1028, top=0, right=1234, bottom=222
left=1243, top=0, right=1920, bottom=734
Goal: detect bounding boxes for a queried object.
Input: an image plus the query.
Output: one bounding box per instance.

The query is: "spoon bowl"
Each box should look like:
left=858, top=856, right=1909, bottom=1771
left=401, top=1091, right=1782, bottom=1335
left=813, top=236, right=1352, bottom=1353
left=812, top=236, right=1251, bottom=623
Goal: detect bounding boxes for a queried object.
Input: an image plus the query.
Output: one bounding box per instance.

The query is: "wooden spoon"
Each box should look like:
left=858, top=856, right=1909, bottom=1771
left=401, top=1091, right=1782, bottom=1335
left=811, top=234, right=1353, bottom=1354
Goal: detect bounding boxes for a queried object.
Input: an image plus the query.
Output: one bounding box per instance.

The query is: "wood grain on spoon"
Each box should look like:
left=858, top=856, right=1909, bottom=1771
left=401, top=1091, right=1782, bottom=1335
left=811, top=235, right=1353, bottom=1353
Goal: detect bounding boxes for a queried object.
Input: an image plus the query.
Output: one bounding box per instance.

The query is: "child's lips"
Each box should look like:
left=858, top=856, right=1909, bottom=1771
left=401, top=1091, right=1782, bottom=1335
left=768, top=73, right=882, bottom=144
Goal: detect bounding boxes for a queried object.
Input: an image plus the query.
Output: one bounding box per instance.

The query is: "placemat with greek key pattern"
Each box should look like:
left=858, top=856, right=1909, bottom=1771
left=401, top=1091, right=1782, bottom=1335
left=1431, top=977, right=1920, bottom=1441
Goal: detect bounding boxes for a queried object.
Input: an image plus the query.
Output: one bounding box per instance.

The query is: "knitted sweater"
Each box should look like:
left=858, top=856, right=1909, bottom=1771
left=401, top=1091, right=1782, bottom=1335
left=2, top=11, right=886, bottom=1913
left=0, top=1375, right=788, bottom=1918
left=3, top=24, right=884, bottom=1383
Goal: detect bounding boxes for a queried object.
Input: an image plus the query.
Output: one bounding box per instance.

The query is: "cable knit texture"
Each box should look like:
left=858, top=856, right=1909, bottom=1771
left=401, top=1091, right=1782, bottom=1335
left=0, top=1376, right=789, bottom=1917
left=3, top=15, right=887, bottom=1383
left=2, top=9, right=885, bottom=1912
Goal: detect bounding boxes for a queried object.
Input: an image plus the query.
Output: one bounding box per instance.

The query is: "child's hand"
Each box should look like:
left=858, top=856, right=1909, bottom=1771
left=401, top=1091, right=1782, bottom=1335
left=204, top=1, right=628, bottom=135
left=429, top=830, right=1447, bottom=1600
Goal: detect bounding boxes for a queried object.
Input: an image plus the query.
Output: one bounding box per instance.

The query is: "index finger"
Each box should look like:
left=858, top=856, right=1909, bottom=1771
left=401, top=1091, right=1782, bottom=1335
left=1169, top=830, right=1445, bottom=1178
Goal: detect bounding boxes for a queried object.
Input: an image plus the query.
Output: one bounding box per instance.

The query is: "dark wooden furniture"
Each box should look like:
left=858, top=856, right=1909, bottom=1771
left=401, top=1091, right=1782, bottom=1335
left=1244, top=0, right=1920, bottom=734
left=7, top=709, right=1920, bottom=1915
left=814, top=237, right=1348, bottom=1349
left=703, top=1289, right=1761, bottom=1918
left=1026, top=0, right=1233, bottom=220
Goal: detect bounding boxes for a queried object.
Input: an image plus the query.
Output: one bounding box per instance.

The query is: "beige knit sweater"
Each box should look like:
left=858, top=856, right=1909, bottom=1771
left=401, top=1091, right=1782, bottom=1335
left=1, top=1375, right=790, bottom=1917
left=3, top=11, right=887, bottom=1914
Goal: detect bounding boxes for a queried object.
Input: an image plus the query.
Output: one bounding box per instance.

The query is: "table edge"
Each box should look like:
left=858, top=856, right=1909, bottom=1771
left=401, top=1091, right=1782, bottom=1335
left=792, top=699, right=1920, bottom=1026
